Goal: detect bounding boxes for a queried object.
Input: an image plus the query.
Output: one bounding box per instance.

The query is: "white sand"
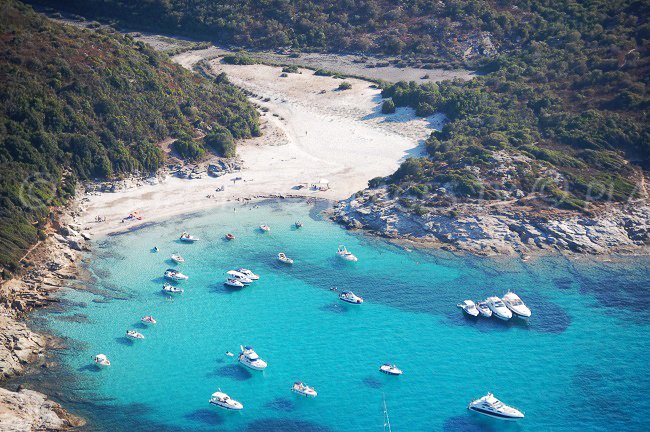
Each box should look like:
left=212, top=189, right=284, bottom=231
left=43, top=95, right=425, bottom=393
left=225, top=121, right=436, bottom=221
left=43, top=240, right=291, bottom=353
left=81, top=56, right=444, bottom=237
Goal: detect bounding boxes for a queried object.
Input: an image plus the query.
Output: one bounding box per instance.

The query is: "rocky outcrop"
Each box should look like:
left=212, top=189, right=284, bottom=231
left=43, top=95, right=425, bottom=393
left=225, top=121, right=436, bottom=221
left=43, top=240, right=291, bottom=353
left=333, top=189, right=650, bottom=256
left=0, top=318, right=45, bottom=380
left=0, top=387, right=85, bottom=431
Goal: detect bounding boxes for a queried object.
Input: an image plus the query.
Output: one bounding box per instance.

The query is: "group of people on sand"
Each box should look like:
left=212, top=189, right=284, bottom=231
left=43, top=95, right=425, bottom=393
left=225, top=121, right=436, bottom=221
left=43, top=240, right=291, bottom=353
left=121, top=211, right=142, bottom=223
left=94, top=216, right=106, bottom=222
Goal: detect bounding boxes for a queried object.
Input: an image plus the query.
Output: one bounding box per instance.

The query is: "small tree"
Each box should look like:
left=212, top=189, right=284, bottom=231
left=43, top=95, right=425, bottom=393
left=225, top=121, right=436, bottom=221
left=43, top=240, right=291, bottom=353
left=173, top=137, right=205, bottom=161
left=337, top=81, right=352, bottom=91
left=382, top=98, right=396, bottom=114
left=204, top=127, right=236, bottom=157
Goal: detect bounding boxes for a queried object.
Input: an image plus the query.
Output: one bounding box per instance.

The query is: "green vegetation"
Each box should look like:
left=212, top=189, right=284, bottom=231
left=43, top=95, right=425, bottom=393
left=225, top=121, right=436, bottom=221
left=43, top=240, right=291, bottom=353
left=382, top=99, right=396, bottom=114
left=0, top=1, right=259, bottom=273
left=221, top=53, right=256, bottom=65
left=337, top=82, right=352, bottom=91
left=204, top=127, right=236, bottom=158
left=173, top=137, right=205, bottom=161
left=281, top=66, right=299, bottom=74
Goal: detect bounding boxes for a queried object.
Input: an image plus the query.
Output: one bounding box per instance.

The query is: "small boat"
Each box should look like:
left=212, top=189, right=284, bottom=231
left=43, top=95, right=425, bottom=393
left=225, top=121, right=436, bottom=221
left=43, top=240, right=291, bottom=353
left=476, top=301, right=492, bottom=318
left=162, top=284, right=184, bottom=294
left=152, top=246, right=159, bottom=253
left=126, top=330, right=145, bottom=340
left=502, top=291, right=532, bottom=319
left=225, top=233, right=235, bottom=241
left=339, top=291, right=363, bottom=304
left=486, top=296, right=512, bottom=321
left=238, top=345, right=267, bottom=370
left=180, top=232, right=199, bottom=242
left=259, top=224, right=271, bottom=232
left=379, top=363, right=403, bottom=375
left=209, top=391, right=243, bottom=411
left=164, top=268, right=188, bottom=281
left=457, top=300, right=480, bottom=317
left=225, top=351, right=234, bottom=357
left=277, top=253, right=294, bottom=265
left=226, top=270, right=253, bottom=284
left=236, top=268, right=259, bottom=280
left=291, top=381, right=317, bottom=397
left=93, top=354, right=111, bottom=367
left=171, top=254, right=185, bottom=264
left=336, top=245, right=358, bottom=262
left=224, top=278, right=244, bottom=288
left=467, top=392, right=524, bottom=420
left=294, top=221, right=303, bottom=228
left=141, top=316, right=157, bottom=325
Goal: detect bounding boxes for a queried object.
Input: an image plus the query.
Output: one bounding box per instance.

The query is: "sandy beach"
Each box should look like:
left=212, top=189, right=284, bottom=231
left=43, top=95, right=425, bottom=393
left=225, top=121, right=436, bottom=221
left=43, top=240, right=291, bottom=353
left=80, top=56, right=444, bottom=238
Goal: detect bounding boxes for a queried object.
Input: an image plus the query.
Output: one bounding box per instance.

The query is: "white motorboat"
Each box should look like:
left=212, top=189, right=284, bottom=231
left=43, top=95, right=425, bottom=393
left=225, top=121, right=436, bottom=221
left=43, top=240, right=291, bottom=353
left=225, top=351, right=234, bottom=357
left=486, top=296, right=513, bottom=321
left=126, top=330, right=145, bottom=340
left=141, top=316, right=157, bottom=325
left=179, top=232, right=199, bottom=242
left=238, top=345, right=267, bottom=370
left=164, top=268, right=188, bottom=281
left=224, top=278, right=244, bottom=288
left=93, top=354, right=111, bottom=367
left=379, top=363, right=403, bottom=375
left=171, top=254, right=185, bottom=264
left=277, top=252, right=294, bottom=264
left=259, top=224, right=271, bottom=232
left=209, top=391, right=243, bottom=411
left=476, top=301, right=492, bottom=317
left=236, top=268, right=259, bottom=280
left=226, top=270, right=253, bottom=284
left=339, top=291, right=363, bottom=304
left=295, top=221, right=303, bottom=228
left=468, top=392, right=524, bottom=420
left=162, top=284, right=184, bottom=294
left=291, top=381, right=317, bottom=397
left=502, top=291, right=531, bottom=319
left=336, top=245, right=358, bottom=262
left=457, top=300, right=480, bottom=317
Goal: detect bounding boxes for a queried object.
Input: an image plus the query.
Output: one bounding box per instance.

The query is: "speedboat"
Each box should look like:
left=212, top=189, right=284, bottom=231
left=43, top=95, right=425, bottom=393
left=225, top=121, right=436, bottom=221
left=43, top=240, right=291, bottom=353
left=291, top=381, right=317, bottom=397
left=224, top=278, right=244, bottom=288
left=171, top=254, right=185, bottom=264
left=226, top=270, right=253, bottom=284
left=152, top=246, right=159, bottom=253
left=236, top=268, right=259, bottom=280
left=141, top=316, right=157, bottom=325
left=209, top=391, right=243, bottom=411
left=259, top=224, right=271, bottom=232
left=295, top=221, right=303, bottom=228
left=162, top=284, right=184, bottom=294
left=468, top=392, right=524, bottom=420
left=486, top=296, right=512, bottom=321
left=476, top=301, right=492, bottom=318
left=164, top=268, right=188, bottom=281
left=126, top=330, right=145, bottom=340
left=336, top=245, right=358, bottom=262
left=225, top=351, right=234, bottom=357
left=277, top=253, right=294, bottom=264
left=225, top=233, right=235, bottom=241
left=339, top=291, right=363, bottom=304
left=238, top=345, right=267, bottom=370
left=179, top=232, right=199, bottom=242
left=379, top=363, right=403, bottom=375
left=502, top=291, right=531, bottom=319
left=457, top=300, right=480, bottom=317
left=93, top=354, right=111, bottom=367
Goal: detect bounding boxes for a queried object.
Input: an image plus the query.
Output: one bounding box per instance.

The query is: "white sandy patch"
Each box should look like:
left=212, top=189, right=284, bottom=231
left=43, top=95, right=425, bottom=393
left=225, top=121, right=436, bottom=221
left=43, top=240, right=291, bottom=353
left=81, top=60, right=441, bottom=237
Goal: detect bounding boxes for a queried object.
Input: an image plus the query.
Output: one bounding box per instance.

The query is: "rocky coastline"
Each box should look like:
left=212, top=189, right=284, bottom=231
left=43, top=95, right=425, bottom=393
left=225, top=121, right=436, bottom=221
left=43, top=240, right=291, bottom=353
left=332, top=188, right=650, bottom=257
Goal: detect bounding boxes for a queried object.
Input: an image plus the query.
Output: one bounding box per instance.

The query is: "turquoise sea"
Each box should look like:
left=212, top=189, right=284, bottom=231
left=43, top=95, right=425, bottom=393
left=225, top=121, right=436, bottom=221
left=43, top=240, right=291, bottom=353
left=34, top=200, right=649, bottom=431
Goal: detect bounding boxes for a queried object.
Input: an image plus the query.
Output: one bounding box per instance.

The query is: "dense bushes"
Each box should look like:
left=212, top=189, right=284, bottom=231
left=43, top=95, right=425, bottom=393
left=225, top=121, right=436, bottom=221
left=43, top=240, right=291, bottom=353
left=382, top=99, right=396, bottom=114
left=0, top=1, right=259, bottom=272
left=173, top=137, right=205, bottom=161
left=204, top=127, right=236, bottom=158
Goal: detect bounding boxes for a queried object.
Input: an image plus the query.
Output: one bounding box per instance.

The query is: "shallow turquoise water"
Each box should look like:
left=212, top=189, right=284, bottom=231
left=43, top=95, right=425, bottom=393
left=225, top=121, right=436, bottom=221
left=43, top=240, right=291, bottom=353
left=41, top=201, right=649, bottom=431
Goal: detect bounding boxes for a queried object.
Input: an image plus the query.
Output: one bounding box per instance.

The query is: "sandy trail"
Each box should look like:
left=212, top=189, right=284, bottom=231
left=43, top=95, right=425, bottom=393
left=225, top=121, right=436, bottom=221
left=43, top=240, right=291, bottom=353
left=81, top=53, right=444, bottom=237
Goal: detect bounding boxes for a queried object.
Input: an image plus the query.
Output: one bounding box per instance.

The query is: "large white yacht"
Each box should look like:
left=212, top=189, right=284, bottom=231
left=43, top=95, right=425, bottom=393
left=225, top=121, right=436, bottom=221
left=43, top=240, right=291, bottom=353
left=502, top=291, right=531, bottom=319
left=379, top=363, right=403, bottom=375
left=141, top=316, right=157, bottom=325
left=226, top=270, right=253, bottom=284
left=171, top=254, right=185, bottom=264
left=336, top=245, right=358, bottom=262
left=236, top=268, right=259, bottom=280
left=291, top=382, right=317, bottom=397
left=164, top=268, right=188, bottom=281
left=238, top=345, right=268, bottom=370
left=486, top=296, right=512, bottom=321
left=126, top=330, right=145, bottom=340
left=476, top=300, right=492, bottom=317
left=93, top=354, right=111, bottom=367
left=162, top=284, right=184, bottom=294
left=224, top=278, right=244, bottom=288
left=468, top=392, right=524, bottom=420
left=457, top=300, right=479, bottom=317
left=209, top=391, right=243, bottom=410
left=179, top=232, right=199, bottom=242
left=339, top=291, right=363, bottom=304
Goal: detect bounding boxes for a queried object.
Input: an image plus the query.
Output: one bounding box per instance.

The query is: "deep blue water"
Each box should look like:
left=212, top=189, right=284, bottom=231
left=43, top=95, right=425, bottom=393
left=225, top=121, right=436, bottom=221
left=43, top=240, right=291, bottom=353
left=38, top=201, right=649, bottom=431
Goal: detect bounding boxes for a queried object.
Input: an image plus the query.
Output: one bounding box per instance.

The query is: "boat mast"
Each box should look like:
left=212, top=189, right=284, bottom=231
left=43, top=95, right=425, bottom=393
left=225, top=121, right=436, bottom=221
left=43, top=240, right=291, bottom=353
left=383, top=394, right=392, bottom=432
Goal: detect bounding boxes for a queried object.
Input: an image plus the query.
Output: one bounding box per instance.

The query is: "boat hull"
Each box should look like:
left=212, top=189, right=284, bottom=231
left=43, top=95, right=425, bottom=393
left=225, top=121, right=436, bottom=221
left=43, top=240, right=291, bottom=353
left=468, top=406, right=524, bottom=420
left=209, top=401, right=243, bottom=410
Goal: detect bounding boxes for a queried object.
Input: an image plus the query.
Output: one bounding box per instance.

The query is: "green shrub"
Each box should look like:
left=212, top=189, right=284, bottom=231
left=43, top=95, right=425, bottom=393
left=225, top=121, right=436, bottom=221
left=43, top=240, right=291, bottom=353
left=382, top=99, right=396, bottom=114
left=173, top=138, right=206, bottom=161
left=204, top=127, right=236, bottom=157
left=337, top=82, right=352, bottom=91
